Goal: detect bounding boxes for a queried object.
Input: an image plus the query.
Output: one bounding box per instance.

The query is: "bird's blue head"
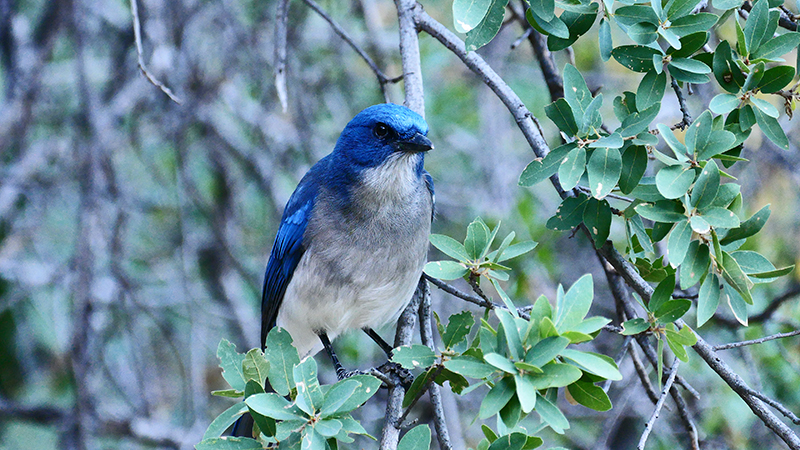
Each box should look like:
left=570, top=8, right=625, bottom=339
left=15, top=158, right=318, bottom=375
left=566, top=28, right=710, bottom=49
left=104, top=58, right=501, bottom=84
left=333, top=103, right=433, bottom=172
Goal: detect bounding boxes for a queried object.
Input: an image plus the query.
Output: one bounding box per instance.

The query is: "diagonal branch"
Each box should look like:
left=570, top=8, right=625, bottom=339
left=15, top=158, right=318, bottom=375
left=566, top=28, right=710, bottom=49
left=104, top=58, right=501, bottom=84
left=130, top=0, right=181, bottom=104
left=714, top=329, right=800, bottom=351
left=301, top=0, right=401, bottom=102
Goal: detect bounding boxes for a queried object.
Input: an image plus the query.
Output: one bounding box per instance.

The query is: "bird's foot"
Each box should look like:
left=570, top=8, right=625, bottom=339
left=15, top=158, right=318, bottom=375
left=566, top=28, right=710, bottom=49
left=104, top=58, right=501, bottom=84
left=375, top=361, right=414, bottom=390
left=335, top=367, right=371, bottom=381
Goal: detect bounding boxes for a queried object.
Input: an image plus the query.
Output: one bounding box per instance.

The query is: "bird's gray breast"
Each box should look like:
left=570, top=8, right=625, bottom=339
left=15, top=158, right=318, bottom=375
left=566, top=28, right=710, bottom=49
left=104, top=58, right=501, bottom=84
left=276, top=153, right=432, bottom=357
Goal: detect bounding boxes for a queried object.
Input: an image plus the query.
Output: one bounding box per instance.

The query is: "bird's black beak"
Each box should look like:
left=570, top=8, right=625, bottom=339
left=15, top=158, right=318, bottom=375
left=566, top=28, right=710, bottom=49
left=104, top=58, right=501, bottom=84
left=396, top=132, right=434, bottom=153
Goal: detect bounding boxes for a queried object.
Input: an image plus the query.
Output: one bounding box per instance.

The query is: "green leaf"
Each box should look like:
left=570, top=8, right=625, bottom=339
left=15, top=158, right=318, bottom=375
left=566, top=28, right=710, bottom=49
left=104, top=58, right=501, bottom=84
left=479, top=375, right=515, bottom=418
left=554, top=274, right=594, bottom=332
left=698, top=130, right=736, bottom=160
left=520, top=142, right=576, bottom=187
left=664, top=328, right=688, bottom=361
left=669, top=57, right=711, bottom=74
left=743, top=0, right=769, bottom=55
left=612, top=45, right=662, bottom=72
left=453, top=0, right=493, bottom=33
left=697, top=273, right=721, bottom=326
left=669, top=13, right=719, bottom=37
left=751, top=32, right=800, bottom=60
left=495, top=240, right=538, bottom=262
left=656, top=165, right=695, bottom=199
left=700, top=207, right=741, bottom=229
left=264, top=328, right=300, bottom=397
left=725, top=284, right=749, bottom=325
left=758, top=65, right=796, bottom=93
left=444, top=355, right=497, bottom=379
left=466, top=218, right=491, bottom=259
left=670, top=31, right=710, bottom=58
left=246, top=393, right=306, bottom=421
left=637, top=70, right=667, bottom=111
left=619, top=145, right=648, bottom=194
left=335, top=375, right=381, bottom=413
left=656, top=123, right=689, bottom=157
left=589, top=132, right=624, bottom=149
left=714, top=0, right=743, bottom=9
left=635, top=202, right=686, bottom=222
left=751, top=97, right=779, bottom=118
left=720, top=204, right=770, bottom=244
left=680, top=241, right=710, bottom=287
left=441, top=311, right=474, bottom=349
left=614, top=5, right=660, bottom=27
left=514, top=374, right=538, bottom=413
left=581, top=93, right=604, bottom=134
left=621, top=318, right=650, bottom=335
left=548, top=9, right=598, bottom=51
left=743, top=61, right=767, bottom=92
left=241, top=349, right=270, bottom=388
left=690, top=215, right=711, bottom=234
left=524, top=336, right=572, bottom=368
left=721, top=251, right=754, bottom=304
left=430, top=234, right=471, bottom=261
left=536, top=393, right=571, bottom=433
left=583, top=198, right=612, bottom=247
left=650, top=272, right=675, bottom=312
left=545, top=99, right=579, bottom=136
left=529, top=362, right=583, bottom=389
left=424, top=261, right=468, bottom=280
left=485, top=352, right=518, bottom=374
left=627, top=23, right=659, bottom=45
left=567, top=381, right=613, bottom=411
left=217, top=339, right=246, bottom=391
left=195, top=437, right=262, bottom=450
left=621, top=103, right=661, bottom=136
left=709, top=94, right=740, bottom=117
left=600, top=18, right=613, bottom=61
left=563, top=64, right=593, bottom=125
left=655, top=298, right=692, bottom=323
left=667, top=219, right=693, bottom=266
left=496, top=309, right=524, bottom=359
left=667, top=0, right=702, bottom=20
left=587, top=147, right=622, bottom=199
left=527, top=7, right=571, bottom=39
left=713, top=41, right=745, bottom=93
left=691, top=160, right=720, bottom=210
left=560, top=349, right=623, bottom=380
left=491, top=279, right=518, bottom=317
left=293, top=358, right=324, bottom=416
left=547, top=194, right=590, bottom=230
left=572, top=316, right=611, bottom=334
left=530, top=0, right=556, bottom=21
left=392, top=344, right=437, bottom=370
left=465, top=0, right=510, bottom=51
left=202, top=403, right=248, bottom=440
left=319, top=379, right=359, bottom=417
left=558, top=146, right=587, bottom=191
left=397, top=425, right=432, bottom=450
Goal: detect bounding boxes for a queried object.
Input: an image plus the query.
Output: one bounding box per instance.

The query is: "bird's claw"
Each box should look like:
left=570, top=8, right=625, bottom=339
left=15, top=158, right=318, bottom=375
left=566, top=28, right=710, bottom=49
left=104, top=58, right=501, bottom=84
left=375, top=361, right=414, bottom=390
left=335, top=367, right=370, bottom=381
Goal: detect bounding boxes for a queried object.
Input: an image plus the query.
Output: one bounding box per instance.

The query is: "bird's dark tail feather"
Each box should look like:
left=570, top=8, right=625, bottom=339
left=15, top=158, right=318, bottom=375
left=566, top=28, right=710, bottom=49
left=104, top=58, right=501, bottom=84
left=231, top=412, right=254, bottom=438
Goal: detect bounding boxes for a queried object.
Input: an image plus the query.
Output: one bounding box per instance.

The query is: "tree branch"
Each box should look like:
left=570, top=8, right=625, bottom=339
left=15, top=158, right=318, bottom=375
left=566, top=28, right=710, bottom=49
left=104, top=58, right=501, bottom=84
left=130, top=0, right=181, bottom=104
left=714, top=329, right=800, bottom=351
left=395, top=0, right=425, bottom=115
left=301, top=0, right=401, bottom=102
left=638, top=359, right=680, bottom=450
left=419, top=283, right=453, bottom=450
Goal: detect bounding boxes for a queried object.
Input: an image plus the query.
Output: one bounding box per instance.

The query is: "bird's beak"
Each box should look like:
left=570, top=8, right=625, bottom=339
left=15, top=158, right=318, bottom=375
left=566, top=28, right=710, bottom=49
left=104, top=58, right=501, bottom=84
left=396, top=132, right=434, bottom=153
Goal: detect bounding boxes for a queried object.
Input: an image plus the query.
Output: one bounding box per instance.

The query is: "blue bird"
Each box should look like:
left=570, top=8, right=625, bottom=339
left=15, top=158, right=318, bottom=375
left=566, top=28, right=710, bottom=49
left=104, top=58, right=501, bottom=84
left=261, top=102, right=434, bottom=370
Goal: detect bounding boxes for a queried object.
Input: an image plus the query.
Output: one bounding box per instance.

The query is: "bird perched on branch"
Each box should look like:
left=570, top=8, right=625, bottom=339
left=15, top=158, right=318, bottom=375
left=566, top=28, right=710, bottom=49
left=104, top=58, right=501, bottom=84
left=260, top=102, right=434, bottom=371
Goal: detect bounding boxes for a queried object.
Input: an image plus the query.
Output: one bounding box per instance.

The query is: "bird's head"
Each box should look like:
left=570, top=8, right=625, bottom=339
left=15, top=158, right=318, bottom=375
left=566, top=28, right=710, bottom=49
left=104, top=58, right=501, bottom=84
left=333, top=103, right=433, bottom=172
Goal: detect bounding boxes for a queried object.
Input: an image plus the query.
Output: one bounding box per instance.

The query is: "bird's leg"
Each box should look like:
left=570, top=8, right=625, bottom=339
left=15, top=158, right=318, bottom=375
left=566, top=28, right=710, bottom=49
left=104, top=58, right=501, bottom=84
left=362, top=327, right=395, bottom=356
left=318, top=332, right=351, bottom=381
left=362, top=328, right=414, bottom=390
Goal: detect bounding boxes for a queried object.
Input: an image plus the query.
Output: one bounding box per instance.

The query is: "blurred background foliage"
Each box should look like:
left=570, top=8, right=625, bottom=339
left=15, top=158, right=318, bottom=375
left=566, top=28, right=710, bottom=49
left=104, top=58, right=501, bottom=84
left=0, top=0, right=799, bottom=448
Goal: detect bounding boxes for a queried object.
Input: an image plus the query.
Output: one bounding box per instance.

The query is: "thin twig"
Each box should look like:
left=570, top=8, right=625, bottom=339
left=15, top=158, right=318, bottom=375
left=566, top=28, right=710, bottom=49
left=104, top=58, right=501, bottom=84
left=130, top=0, right=181, bottom=104
left=423, top=273, right=497, bottom=309
left=714, top=329, right=800, bottom=351
left=638, top=360, right=681, bottom=450
left=670, top=77, right=692, bottom=130
left=301, top=0, right=400, bottom=102
left=418, top=282, right=453, bottom=450
left=274, top=0, right=290, bottom=112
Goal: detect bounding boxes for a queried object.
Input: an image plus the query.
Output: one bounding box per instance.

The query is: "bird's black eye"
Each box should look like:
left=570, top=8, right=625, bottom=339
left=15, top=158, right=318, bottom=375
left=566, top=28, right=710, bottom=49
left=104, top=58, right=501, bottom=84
left=373, top=123, right=389, bottom=138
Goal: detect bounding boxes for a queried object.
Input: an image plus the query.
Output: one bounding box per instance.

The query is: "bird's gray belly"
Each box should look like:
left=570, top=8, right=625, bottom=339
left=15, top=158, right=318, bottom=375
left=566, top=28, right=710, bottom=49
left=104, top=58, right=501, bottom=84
left=277, top=190, right=431, bottom=358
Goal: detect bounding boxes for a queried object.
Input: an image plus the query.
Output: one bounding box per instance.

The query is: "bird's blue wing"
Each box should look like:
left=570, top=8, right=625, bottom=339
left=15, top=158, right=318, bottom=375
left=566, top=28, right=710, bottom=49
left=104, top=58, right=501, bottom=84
left=260, top=173, right=319, bottom=347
